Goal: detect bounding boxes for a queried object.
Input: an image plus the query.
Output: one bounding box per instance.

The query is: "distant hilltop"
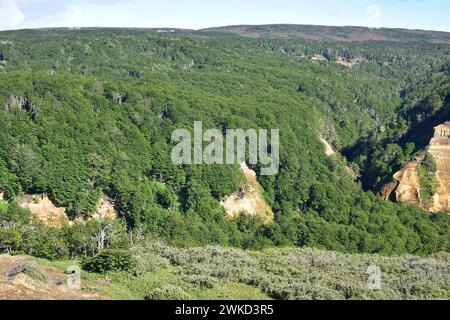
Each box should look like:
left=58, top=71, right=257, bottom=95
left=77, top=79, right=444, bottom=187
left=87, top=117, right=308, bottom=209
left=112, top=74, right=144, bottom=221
left=1, top=24, right=450, bottom=44
left=200, top=24, right=450, bottom=44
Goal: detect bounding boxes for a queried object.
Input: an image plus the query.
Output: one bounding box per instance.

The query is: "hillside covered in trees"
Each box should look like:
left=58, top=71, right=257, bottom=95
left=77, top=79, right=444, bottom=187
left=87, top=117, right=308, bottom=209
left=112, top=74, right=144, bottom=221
left=0, top=26, right=449, bottom=263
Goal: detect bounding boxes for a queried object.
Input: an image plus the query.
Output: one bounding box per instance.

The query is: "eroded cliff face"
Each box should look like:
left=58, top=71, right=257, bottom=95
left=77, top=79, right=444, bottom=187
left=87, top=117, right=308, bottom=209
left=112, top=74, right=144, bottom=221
left=381, top=161, right=422, bottom=205
left=382, top=122, right=450, bottom=213
left=18, top=195, right=68, bottom=226
left=18, top=194, right=118, bottom=226
left=427, top=124, right=450, bottom=212
left=220, top=162, right=273, bottom=223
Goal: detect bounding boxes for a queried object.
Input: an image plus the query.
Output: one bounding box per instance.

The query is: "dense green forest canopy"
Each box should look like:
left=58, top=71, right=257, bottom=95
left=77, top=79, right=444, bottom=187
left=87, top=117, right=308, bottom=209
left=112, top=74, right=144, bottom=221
left=0, top=27, right=449, bottom=257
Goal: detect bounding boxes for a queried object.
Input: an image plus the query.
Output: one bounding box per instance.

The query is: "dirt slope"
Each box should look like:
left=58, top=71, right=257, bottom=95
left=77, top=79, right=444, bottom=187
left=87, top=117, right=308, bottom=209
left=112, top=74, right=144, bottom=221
left=220, top=162, right=273, bottom=223
left=17, top=194, right=118, bottom=226
left=0, top=254, right=108, bottom=300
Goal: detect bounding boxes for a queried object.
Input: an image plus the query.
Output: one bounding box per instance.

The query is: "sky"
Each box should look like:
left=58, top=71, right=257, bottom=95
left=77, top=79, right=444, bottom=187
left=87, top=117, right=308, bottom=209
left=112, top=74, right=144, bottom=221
left=0, top=0, right=449, bottom=32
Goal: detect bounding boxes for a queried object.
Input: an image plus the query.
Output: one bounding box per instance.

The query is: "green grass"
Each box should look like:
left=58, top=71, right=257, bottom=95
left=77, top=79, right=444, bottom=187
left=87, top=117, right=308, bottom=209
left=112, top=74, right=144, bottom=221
left=13, top=241, right=450, bottom=300
left=33, top=257, right=79, bottom=272
left=87, top=269, right=271, bottom=300
left=97, top=268, right=178, bottom=300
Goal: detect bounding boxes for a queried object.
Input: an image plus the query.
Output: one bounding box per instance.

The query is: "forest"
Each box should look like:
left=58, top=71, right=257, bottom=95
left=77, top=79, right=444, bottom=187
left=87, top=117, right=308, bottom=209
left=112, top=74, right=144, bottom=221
left=0, top=27, right=449, bottom=263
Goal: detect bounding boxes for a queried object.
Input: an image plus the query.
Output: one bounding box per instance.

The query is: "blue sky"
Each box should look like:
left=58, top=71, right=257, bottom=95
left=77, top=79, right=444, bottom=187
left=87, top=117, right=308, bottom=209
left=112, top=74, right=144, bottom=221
left=0, top=0, right=449, bottom=32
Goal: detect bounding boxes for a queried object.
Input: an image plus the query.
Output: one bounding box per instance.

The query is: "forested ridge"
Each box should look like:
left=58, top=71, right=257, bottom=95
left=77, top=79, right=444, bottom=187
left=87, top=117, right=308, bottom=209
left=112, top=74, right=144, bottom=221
left=0, top=27, right=449, bottom=260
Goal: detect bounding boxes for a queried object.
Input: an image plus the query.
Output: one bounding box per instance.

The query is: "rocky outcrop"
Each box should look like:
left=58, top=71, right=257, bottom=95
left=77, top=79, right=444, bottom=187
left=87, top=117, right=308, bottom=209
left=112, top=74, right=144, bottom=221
left=382, top=122, right=450, bottom=213
left=380, top=180, right=398, bottom=201
left=4, top=95, right=38, bottom=120
left=427, top=122, right=450, bottom=212
left=4, top=95, right=29, bottom=112
left=383, top=161, right=422, bottom=205
left=220, top=162, right=273, bottom=223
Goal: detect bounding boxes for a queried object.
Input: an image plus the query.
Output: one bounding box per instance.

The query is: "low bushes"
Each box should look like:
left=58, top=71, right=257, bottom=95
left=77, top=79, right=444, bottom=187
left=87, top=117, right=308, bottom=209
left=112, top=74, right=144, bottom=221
left=82, top=249, right=138, bottom=274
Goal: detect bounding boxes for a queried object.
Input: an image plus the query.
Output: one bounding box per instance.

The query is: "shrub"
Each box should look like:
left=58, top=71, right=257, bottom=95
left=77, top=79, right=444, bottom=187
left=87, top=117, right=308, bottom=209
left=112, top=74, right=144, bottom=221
left=181, top=274, right=218, bottom=289
left=21, top=224, right=68, bottom=260
left=135, top=253, right=170, bottom=274
left=145, top=285, right=189, bottom=300
left=5, top=262, right=47, bottom=282
left=82, top=249, right=138, bottom=273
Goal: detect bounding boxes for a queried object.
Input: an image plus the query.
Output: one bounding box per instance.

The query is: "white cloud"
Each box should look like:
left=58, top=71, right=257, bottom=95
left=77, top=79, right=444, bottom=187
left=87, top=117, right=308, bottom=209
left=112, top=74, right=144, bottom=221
left=0, top=0, right=25, bottom=30
left=366, top=4, right=382, bottom=29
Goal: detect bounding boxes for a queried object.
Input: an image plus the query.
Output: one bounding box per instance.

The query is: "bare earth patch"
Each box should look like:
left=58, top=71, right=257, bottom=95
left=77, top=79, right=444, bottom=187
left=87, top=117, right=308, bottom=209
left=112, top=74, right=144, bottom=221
left=18, top=195, right=68, bottom=226
left=0, top=254, right=109, bottom=300
left=220, top=162, right=273, bottom=223
left=17, top=194, right=119, bottom=226
left=336, top=57, right=364, bottom=68
left=320, top=138, right=336, bottom=157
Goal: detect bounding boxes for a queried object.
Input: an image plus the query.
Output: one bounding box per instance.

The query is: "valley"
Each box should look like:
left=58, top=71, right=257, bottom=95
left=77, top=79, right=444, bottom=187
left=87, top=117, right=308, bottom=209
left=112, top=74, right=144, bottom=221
left=0, top=24, right=449, bottom=300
